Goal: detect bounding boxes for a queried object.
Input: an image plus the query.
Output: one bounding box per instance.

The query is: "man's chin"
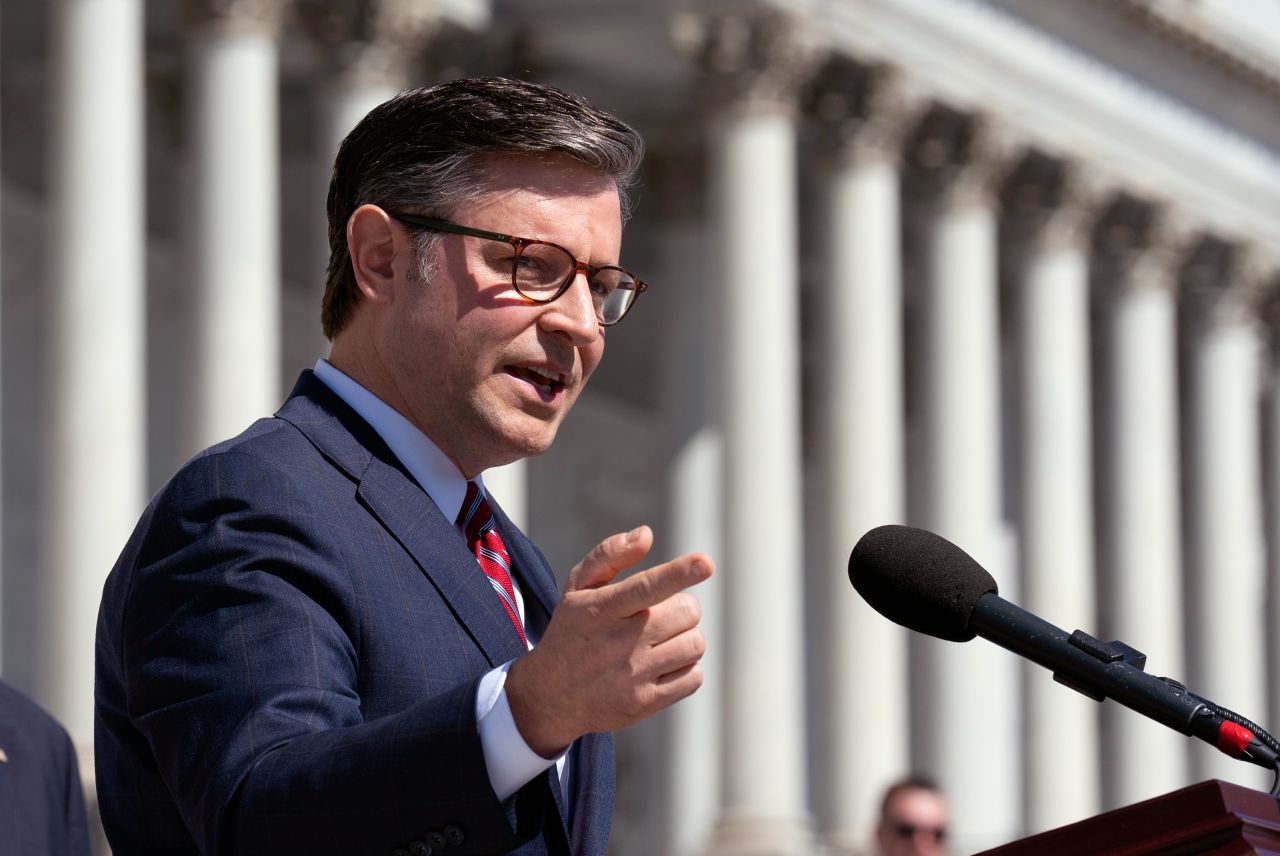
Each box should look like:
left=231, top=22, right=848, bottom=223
left=486, top=421, right=560, bottom=467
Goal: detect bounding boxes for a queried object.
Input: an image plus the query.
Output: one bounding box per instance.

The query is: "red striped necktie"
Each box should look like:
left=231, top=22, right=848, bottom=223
left=458, top=481, right=528, bottom=646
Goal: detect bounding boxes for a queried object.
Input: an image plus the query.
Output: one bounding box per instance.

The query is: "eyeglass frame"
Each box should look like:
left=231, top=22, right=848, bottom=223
left=385, top=211, right=648, bottom=326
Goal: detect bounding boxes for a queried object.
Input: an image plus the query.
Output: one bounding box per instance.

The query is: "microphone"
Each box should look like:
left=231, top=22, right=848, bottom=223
left=848, top=524, right=1280, bottom=774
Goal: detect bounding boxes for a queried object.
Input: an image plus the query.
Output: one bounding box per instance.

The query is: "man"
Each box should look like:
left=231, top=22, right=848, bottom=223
left=874, top=775, right=950, bottom=856
left=0, top=679, right=91, bottom=855
left=96, top=77, right=711, bottom=855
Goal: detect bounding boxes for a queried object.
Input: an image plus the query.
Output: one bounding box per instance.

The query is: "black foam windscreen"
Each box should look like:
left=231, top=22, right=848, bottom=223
left=848, top=524, right=999, bottom=642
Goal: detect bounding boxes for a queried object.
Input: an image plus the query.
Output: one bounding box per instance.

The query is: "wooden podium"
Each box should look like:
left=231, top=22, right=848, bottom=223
left=978, top=780, right=1280, bottom=855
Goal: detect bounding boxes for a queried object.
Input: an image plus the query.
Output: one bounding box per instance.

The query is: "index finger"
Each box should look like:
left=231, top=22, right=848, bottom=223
left=596, top=553, right=713, bottom=619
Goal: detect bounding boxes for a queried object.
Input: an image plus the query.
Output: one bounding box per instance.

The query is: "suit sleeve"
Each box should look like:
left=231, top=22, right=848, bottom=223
left=108, top=448, right=548, bottom=856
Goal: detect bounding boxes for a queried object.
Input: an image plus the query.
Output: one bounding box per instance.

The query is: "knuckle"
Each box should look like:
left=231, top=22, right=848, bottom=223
left=631, top=574, right=662, bottom=608
left=625, top=686, right=654, bottom=720
left=675, top=592, right=701, bottom=625
left=688, top=629, right=707, bottom=660
left=588, top=538, right=616, bottom=566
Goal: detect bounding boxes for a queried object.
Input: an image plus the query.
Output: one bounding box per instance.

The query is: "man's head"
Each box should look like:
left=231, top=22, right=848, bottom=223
left=323, top=77, right=644, bottom=340
left=875, top=775, right=949, bottom=856
left=323, top=78, right=644, bottom=477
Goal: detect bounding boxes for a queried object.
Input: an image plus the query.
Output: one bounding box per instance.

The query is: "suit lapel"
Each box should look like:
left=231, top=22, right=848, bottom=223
left=276, top=371, right=527, bottom=667
left=357, top=460, right=528, bottom=666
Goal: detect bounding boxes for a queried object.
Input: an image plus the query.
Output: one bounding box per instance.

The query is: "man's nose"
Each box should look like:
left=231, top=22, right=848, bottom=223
left=541, top=272, right=600, bottom=343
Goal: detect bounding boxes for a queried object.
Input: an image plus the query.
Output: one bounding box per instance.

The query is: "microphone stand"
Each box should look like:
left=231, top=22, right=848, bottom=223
left=1052, top=626, right=1280, bottom=796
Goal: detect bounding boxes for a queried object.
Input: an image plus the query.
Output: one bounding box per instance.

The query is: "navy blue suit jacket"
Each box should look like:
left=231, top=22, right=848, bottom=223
left=95, top=371, right=614, bottom=855
left=0, top=681, right=91, bottom=855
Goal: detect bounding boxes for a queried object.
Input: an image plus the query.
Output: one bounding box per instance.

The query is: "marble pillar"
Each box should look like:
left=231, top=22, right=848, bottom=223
left=658, top=210, right=724, bottom=855
left=184, top=0, right=290, bottom=454
left=40, top=0, right=146, bottom=742
left=808, top=58, right=916, bottom=854
left=686, top=14, right=817, bottom=854
left=1093, top=200, right=1191, bottom=807
left=1181, top=239, right=1269, bottom=789
left=907, top=108, right=1020, bottom=851
left=1004, top=155, right=1101, bottom=831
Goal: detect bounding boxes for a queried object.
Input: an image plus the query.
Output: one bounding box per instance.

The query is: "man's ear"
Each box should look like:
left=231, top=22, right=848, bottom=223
left=347, top=204, right=403, bottom=303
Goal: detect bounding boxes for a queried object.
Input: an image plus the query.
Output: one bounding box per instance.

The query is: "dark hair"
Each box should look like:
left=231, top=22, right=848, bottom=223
left=321, top=76, right=645, bottom=339
left=878, top=774, right=943, bottom=821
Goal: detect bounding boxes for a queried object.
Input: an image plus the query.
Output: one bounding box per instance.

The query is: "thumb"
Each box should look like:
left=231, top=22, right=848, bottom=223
left=565, top=525, right=653, bottom=593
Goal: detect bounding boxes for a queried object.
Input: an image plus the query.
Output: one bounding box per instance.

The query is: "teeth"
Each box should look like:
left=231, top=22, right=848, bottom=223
left=526, top=366, right=559, bottom=384
left=510, top=364, right=561, bottom=392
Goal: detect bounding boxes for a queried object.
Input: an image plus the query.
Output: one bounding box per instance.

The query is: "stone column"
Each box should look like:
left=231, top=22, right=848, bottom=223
left=307, top=0, right=449, bottom=155
left=0, top=10, right=5, bottom=670
left=304, top=0, right=448, bottom=274
left=1093, top=199, right=1191, bottom=808
left=1003, top=155, right=1102, bottom=831
left=806, top=59, right=918, bottom=854
left=655, top=176, right=724, bottom=855
left=1181, top=239, right=1269, bottom=788
left=906, top=108, right=1019, bottom=851
left=40, top=0, right=146, bottom=742
left=183, top=0, right=290, bottom=455
left=1265, top=274, right=1280, bottom=739
left=680, top=14, right=817, bottom=854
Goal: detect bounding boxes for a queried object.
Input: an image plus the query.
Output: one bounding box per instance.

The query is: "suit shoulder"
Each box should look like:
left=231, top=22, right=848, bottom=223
left=187, top=414, right=329, bottom=472
left=158, top=416, right=347, bottom=508
left=107, top=416, right=356, bottom=595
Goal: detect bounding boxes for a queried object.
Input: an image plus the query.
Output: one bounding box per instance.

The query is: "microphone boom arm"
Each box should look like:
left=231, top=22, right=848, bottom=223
left=973, top=594, right=1280, bottom=773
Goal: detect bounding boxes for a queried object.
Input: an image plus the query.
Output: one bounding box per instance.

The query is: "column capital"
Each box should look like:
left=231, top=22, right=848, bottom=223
left=1256, top=268, right=1280, bottom=356
left=1181, top=236, right=1270, bottom=329
left=298, top=0, right=450, bottom=85
left=1094, top=197, right=1199, bottom=292
left=906, top=106, right=1022, bottom=209
left=187, top=0, right=291, bottom=33
left=672, top=10, right=822, bottom=114
left=1002, top=152, right=1112, bottom=254
left=804, top=58, right=929, bottom=164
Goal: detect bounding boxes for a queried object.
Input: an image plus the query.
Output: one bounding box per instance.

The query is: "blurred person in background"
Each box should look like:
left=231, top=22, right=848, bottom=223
left=0, top=679, right=91, bottom=855
left=875, top=775, right=949, bottom=856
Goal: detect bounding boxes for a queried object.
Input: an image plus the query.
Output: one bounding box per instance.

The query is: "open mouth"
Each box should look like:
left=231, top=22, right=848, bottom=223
left=506, top=365, right=566, bottom=398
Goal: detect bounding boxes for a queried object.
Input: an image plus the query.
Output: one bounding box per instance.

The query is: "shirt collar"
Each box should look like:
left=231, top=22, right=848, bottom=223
left=313, top=358, right=482, bottom=525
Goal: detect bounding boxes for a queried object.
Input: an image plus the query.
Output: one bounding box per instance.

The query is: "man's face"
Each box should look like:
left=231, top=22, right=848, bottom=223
left=876, top=787, right=949, bottom=856
left=377, top=153, right=619, bottom=476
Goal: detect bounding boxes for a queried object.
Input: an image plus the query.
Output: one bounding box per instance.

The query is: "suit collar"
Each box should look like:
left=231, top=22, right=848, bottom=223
left=312, top=359, right=473, bottom=523
left=275, top=370, right=387, bottom=484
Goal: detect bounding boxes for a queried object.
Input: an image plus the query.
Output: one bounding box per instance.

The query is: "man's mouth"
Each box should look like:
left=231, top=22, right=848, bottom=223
left=506, top=365, right=567, bottom=398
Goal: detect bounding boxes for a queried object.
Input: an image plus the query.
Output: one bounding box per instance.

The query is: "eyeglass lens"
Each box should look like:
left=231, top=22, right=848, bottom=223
left=513, top=243, right=639, bottom=325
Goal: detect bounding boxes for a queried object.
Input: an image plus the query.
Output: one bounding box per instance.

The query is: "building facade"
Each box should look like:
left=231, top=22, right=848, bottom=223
left=3, top=0, right=1280, bottom=853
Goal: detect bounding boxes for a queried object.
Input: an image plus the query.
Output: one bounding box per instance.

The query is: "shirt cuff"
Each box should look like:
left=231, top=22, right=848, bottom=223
left=476, top=661, right=562, bottom=802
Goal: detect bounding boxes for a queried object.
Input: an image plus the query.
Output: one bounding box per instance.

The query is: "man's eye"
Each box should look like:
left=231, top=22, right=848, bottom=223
left=482, top=251, right=519, bottom=274
left=514, top=254, right=564, bottom=287
left=589, top=271, right=622, bottom=298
